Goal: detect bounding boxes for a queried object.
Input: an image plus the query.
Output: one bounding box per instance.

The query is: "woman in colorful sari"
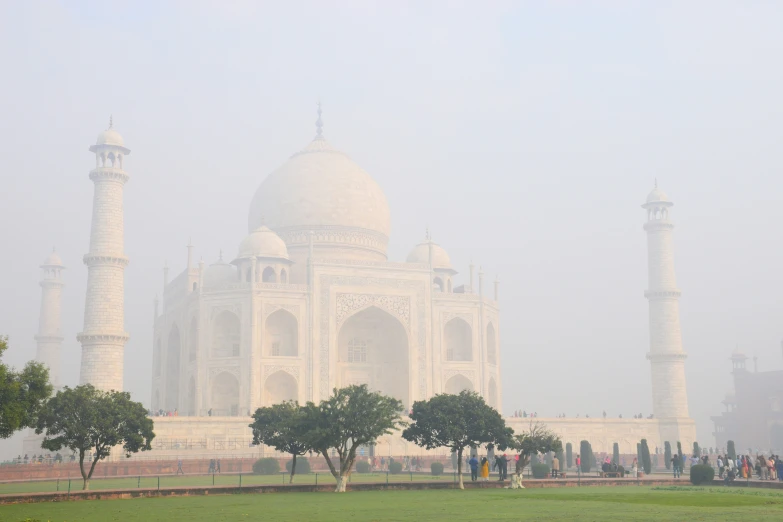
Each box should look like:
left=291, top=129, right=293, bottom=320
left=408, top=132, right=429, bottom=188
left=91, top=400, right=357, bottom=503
left=480, top=457, right=490, bottom=481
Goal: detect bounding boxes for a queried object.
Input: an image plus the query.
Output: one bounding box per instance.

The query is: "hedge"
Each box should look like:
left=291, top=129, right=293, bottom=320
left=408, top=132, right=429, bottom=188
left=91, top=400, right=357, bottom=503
left=252, top=458, right=280, bottom=475
left=689, top=464, right=715, bottom=485
left=355, top=460, right=370, bottom=473
left=431, top=462, right=444, bottom=476
left=285, top=458, right=310, bottom=474
left=531, top=463, right=550, bottom=479
left=566, top=443, right=573, bottom=468
left=389, top=461, right=403, bottom=474
left=664, top=442, right=672, bottom=470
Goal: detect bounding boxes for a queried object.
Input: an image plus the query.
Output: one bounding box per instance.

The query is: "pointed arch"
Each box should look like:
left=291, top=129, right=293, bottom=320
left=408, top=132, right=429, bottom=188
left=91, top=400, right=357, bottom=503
left=262, top=266, right=276, bottom=283
left=263, top=370, right=298, bottom=406
left=166, top=324, right=181, bottom=412
left=433, top=276, right=444, bottom=292
left=210, top=371, right=239, bottom=415
left=212, top=310, right=240, bottom=357
left=445, top=317, right=472, bottom=361
left=280, top=268, right=288, bottom=284
left=488, top=377, right=498, bottom=409
left=445, top=374, right=473, bottom=394
left=187, top=376, right=196, bottom=416
left=188, top=317, right=198, bottom=362
left=486, top=322, right=497, bottom=365
left=338, top=306, right=409, bottom=407
left=265, top=309, right=298, bottom=356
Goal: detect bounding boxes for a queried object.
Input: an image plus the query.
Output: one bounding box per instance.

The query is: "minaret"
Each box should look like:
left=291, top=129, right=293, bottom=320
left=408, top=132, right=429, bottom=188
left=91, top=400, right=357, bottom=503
left=642, top=182, right=696, bottom=446
left=77, top=118, right=131, bottom=391
left=35, top=249, right=65, bottom=389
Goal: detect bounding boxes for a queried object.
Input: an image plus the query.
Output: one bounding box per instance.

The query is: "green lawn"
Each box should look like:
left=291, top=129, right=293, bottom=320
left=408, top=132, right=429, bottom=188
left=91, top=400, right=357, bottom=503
left=1, top=486, right=782, bottom=521
left=0, top=472, right=452, bottom=495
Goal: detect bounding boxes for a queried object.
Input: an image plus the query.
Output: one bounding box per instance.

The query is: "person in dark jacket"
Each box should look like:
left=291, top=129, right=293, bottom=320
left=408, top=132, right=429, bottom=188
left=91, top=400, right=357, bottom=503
left=469, top=456, right=479, bottom=482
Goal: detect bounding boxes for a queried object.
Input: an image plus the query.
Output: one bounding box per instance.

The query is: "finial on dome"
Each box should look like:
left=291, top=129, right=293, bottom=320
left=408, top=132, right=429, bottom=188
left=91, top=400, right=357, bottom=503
left=219, top=249, right=223, bottom=261
left=654, top=178, right=658, bottom=189
left=315, top=101, right=323, bottom=138
left=425, top=226, right=430, bottom=241
left=109, top=115, right=113, bottom=129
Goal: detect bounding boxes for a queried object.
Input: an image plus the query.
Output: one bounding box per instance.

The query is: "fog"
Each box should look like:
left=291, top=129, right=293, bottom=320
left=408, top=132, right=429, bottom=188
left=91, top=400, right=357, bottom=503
left=1, top=1, right=782, bottom=459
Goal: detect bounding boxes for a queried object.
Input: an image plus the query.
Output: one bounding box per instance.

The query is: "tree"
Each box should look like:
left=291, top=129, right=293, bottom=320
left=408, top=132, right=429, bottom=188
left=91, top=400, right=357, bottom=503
left=306, top=385, right=404, bottom=492
left=676, top=441, right=682, bottom=457
left=0, top=336, right=52, bottom=439
left=640, top=439, right=651, bottom=474
left=566, top=442, right=573, bottom=468
left=512, top=421, right=562, bottom=477
left=35, top=385, right=154, bottom=490
left=692, top=441, right=701, bottom=457
left=250, top=401, right=312, bottom=484
left=403, top=390, right=514, bottom=490
left=612, top=442, right=620, bottom=465
left=579, top=440, right=592, bottom=472
left=727, top=440, right=736, bottom=460
left=664, top=441, right=672, bottom=470
left=637, top=442, right=642, bottom=464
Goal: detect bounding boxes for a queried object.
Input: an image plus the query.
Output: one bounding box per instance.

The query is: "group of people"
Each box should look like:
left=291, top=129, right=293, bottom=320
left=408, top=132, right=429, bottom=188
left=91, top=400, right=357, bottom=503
left=13, top=453, right=67, bottom=465
left=512, top=411, right=538, bottom=418
left=467, top=453, right=516, bottom=481
left=717, top=454, right=783, bottom=482
left=150, top=408, right=178, bottom=417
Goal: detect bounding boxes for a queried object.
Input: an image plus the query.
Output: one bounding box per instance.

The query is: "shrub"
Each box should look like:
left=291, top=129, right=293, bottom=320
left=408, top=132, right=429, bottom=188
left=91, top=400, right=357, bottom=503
left=389, top=461, right=403, bottom=474
left=252, top=457, right=280, bottom=475
left=430, top=462, right=444, bottom=476
left=641, top=439, right=651, bottom=474
left=689, top=464, right=715, bottom=485
left=531, top=463, right=550, bottom=479
left=612, top=443, right=619, bottom=465
left=579, top=441, right=592, bottom=472
left=566, top=443, right=573, bottom=468
left=664, top=442, right=672, bottom=470
left=676, top=441, right=682, bottom=458
left=355, top=460, right=370, bottom=473
left=693, top=442, right=701, bottom=457
left=285, top=458, right=310, bottom=474
left=727, top=440, right=736, bottom=460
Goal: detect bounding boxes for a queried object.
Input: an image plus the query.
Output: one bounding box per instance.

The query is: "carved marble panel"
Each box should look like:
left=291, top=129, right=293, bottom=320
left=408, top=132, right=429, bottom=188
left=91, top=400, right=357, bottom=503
left=335, top=293, right=410, bottom=330
left=262, top=365, right=300, bottom=381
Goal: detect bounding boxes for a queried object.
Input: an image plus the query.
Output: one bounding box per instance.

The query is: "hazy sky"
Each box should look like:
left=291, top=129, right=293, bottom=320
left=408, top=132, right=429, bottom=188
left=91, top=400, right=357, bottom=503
left=1, top=1, right=782, bottom=458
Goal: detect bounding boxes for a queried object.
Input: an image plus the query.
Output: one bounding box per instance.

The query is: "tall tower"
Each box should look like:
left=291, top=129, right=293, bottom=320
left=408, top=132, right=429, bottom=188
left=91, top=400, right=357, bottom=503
left=642, top=182, right=696, bottom=446
left=35, top=249, right=65, bottom=389
left=77, top=119, right=131, bottom=391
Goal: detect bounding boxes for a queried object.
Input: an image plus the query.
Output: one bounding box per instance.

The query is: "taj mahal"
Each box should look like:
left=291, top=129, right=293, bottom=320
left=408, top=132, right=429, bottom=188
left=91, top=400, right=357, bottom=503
left=25, top=109, right=697, bottom=458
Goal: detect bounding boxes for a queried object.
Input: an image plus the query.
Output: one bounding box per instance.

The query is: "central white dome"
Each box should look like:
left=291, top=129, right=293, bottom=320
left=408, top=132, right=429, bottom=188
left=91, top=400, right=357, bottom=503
left=248, top=133, right=391, bottom=259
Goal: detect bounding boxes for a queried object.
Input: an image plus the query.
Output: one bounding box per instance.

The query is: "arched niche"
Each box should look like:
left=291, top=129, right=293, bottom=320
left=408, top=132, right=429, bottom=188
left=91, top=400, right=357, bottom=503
left=280, top=268, right=288, bottom=284
left=187, top=376, right=196, bottom=416
left=212, top=310, right=240, bottom=357
left=154, top=338, right=162, bottom=377
left=445, top=374, right=473, bottom=394
left=433, top=277, right=444, bottom=292
left=263, top=370, right=298, bottom=406
left=211, top=371, right=239, bottom=416
left=188, top=318, right=198, bottom=362
left=445, top=318, right=472, bottom=361
left=262, top=266, right=276, bottom=283
left=486, top=323, right=497, bottom=365
left=166, top=324, right=181, bottom=412
left=337, top=306, right=409, bottom=407
left=488, top=377, right=498, bottom=409
left=265, top=309, right=298, bottom=356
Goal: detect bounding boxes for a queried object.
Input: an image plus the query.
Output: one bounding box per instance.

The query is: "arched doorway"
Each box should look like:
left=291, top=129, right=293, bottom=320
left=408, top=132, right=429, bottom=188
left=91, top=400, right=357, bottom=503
left=166, top=324, right=181, bottom=412
left=488, top=377, right=498, bottom=408
left=445, top=374, right=473, bottom=394
left=211, top=371, right=239, bottom=416
left=262, top=266, right=276, bottom=283
left=263, top=371, right=298, bottom=405
left=265, top=310, right=298, bottom=356
left=338, top=306, right=409, bottom=407
left=445, top=318, right=472, bottom=361
left=212, top=311, right=240, bottom=357
left=433, top=277, right=444, bottom=292
left=486, top=323, right=497, bottom=364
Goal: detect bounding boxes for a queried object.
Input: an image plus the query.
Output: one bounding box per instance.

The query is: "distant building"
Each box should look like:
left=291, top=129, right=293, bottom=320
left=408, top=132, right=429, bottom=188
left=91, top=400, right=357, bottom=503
left=712, top=349, right=783, bottom=452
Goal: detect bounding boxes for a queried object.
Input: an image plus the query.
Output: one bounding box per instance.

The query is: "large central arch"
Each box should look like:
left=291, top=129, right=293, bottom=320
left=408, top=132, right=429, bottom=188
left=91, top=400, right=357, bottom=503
left=166, top=324, right=181, bottom=412
left=211, top=371, right=240, bottom=415
left=337, top=306, right=410, bottom=408
left=445, top=318, right=472, bottom=361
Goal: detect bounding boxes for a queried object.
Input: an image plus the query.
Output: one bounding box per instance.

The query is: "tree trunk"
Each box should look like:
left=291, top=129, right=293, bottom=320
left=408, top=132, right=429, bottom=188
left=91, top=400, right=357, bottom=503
left=289, top=453, right=296, bottom=484
left=457, top=447, right=464, bottom=490
left=335, top=474, right=347, bottom=492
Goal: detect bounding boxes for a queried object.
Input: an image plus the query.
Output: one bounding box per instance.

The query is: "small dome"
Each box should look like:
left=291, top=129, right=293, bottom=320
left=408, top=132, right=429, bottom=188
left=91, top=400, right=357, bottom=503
left=407, top=240, right=455, bottom=272
left=96, top=128, right=124, bottom=147
left=236, top=226, right=289, bottom=261
left=203, top=257, right=235, bottom=289
left=42, top=249, right=63, bottom=267
left=645, top=186, right=669, bottom=204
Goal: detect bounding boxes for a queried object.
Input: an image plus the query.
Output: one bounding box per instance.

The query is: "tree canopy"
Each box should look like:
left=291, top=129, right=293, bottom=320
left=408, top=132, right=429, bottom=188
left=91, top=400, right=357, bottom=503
left=250, top=401, right=313, bottom=483
left=0, top=336, right=52, bottom=439
left=512, top=421, right=563, bottom=473
left=402, top=391, right=514, bottom=489
left=35, top=384, right=154, bottom=490
left=306, top=385, right=404, bottom=492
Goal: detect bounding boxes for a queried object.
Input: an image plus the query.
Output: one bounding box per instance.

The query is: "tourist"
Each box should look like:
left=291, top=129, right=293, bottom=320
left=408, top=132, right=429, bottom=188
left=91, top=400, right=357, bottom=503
left=671, top=454, right=680, bottom=478
left=480, top=457, right=490, bottom=481
left=177, top=459, right=184, bottom=475
left=501, top=453, right=509, bottom=480
left=576, top=454, right=581, bottom=471
left=631, top=458, right=638, bottom=478
left=216, top=459, right=221, bottom=473
left=469, top=455, right=479, bottom=482
left=777, top=456, right=783, bottom=481
left=717, top=455, right=724, bottom=478
left=759, top=455, right=768, bottom=480
left=552, top=454, right=560, bottom=479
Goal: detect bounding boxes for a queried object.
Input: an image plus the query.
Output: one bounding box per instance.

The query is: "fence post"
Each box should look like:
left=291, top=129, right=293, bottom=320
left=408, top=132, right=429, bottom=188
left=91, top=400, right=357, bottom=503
left=315, top=473, right=318, bottom=486
left=137, top=476, right=141, bottom=488
left=239, top=474, right=242, bottom=488
left=386, top=472, right=389, bottom=484
left=67, top=479, right=71, bottom=498
left=56, top=478, right=59, bottom=491
left=410, top=471, right=413, bottom=482
left=157, top=476, right=160, bottom=491
left=213, top=473, right=215, bottom=486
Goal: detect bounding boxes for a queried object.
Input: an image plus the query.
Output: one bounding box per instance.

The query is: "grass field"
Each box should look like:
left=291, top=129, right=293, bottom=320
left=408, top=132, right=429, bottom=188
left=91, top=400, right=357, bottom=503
left=1, top=486, right=782, bottom=521
left=0, top=472, right=454, bottom=495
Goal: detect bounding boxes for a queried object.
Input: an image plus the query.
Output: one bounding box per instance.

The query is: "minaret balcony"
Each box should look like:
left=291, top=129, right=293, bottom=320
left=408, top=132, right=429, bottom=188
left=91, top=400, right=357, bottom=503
left=644, top=289, right=681, bottom=299
left=646, top=351, right=688, bottom=361
left=89, top=167, right=129, bottom=183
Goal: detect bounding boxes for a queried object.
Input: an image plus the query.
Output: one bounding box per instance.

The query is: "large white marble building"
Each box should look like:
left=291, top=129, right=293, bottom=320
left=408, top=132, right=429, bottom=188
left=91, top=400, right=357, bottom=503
left=151, top=109, right=502, bottom=417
